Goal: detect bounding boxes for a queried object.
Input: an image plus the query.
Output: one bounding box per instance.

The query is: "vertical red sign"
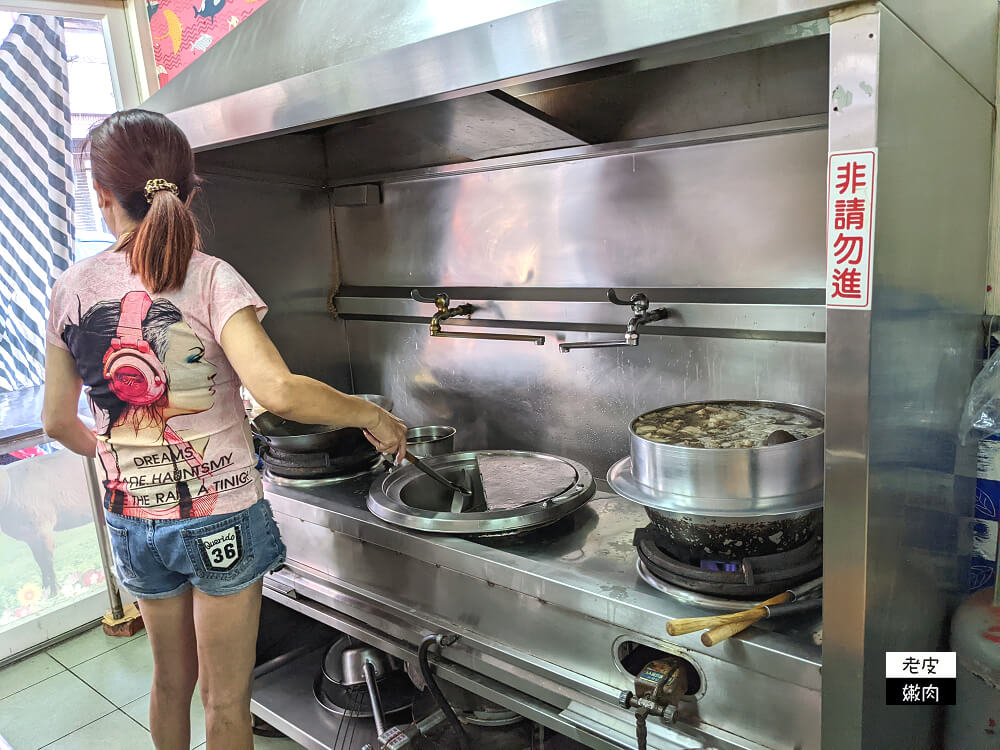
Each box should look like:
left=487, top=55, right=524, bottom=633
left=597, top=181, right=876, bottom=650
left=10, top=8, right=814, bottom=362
left=826, top=149, right=877, bottom=310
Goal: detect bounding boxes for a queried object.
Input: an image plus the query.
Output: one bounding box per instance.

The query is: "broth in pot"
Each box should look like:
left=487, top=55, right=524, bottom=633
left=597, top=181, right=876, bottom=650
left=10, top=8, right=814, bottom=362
left=632, top=402, right=824, bottom=449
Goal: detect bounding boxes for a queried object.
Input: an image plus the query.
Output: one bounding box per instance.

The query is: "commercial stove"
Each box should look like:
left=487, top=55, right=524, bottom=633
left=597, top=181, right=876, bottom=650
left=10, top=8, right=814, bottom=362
left=258, top=460, right=822, bottom=750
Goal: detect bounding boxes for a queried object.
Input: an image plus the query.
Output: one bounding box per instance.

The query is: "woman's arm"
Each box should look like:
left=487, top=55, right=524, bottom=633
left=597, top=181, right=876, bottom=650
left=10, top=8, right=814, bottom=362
left=42, top=345, right=97, bottom=457
left=219, top=307, right=407, bottom=462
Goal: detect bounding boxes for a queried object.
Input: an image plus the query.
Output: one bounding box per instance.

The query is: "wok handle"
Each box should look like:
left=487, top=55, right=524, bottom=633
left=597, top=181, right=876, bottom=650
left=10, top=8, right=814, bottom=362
left=665, top=591, right=791, bottom=636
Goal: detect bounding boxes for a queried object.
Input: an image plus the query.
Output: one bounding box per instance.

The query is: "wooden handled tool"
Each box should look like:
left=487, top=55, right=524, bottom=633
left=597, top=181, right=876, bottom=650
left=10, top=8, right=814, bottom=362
left=701, top=617, right=761, bottom=646
left=666, top=592, right=792, bottom=636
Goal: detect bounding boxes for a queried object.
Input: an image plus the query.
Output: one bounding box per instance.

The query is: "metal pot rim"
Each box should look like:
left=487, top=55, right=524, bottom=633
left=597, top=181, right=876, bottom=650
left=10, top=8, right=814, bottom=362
left=368, top=450, right=595, bottom=534
left=406, top=425, right=457, bottom=441
left=629, top=400, right=824, bottom=453
left=607, top=456, right=824, bottom=517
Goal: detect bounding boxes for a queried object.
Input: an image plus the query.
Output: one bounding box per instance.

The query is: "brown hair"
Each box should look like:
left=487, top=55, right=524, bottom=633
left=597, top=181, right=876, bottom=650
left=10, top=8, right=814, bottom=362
left=87, top=109, right=200, bottom=293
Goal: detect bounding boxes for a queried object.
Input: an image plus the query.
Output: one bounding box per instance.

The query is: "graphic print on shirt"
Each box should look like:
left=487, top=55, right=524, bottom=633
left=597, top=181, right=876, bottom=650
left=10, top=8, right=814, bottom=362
left=62, top=292, right=254, bottom=519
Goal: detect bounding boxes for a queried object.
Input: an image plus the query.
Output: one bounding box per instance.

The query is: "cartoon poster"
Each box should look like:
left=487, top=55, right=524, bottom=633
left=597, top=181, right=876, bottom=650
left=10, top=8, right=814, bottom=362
left=147, top=0, right=271, bottom=87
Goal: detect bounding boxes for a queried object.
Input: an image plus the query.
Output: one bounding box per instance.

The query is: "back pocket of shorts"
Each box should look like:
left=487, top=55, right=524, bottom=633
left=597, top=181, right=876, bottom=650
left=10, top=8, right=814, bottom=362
left=181, top=511, right=254, bottom=580
left=106, top=525, right=136, bottom=580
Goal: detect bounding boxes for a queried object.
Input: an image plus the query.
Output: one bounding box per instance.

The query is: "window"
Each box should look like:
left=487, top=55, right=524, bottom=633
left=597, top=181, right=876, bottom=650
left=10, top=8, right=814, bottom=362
left=0, top=0, right=152, bottom=659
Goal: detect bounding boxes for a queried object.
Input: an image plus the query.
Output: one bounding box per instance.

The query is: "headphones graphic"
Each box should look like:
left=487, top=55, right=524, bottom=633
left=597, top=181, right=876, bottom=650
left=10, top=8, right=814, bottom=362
left=102, top=291, right=167, bottom=406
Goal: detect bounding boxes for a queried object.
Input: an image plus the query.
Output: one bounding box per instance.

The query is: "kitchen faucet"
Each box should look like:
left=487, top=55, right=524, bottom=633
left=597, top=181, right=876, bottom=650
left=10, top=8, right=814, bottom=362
left=559, top=289, right=670, bottom=352
left=410, top=290, right=546, bottom=345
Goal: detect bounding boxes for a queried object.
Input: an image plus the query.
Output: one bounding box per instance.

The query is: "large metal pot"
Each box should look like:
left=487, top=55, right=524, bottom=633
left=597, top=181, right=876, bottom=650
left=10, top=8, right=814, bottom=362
left=251, top=394, right=392, bottom=454
left=629, top=400, right=824, bottom=499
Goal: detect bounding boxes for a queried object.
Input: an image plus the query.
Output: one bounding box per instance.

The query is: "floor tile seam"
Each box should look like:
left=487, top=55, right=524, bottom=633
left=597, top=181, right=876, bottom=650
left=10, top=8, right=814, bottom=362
left=63, top=667, right=130, bottom=708
left=47, top=633, right=147, bottom=670
left=119, top=708, right=149, bottom=733
left=34, top=705, right=119, bottom=749
left=123, top=689, right=152, bottom=712
left=0, top=667, right=71, bottom=705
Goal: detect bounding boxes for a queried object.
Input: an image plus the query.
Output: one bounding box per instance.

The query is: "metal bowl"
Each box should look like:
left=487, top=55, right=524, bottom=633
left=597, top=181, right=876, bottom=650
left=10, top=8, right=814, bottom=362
left=405, top=425, right=456, bottom=458
left=314, top=636, right=415, bottom=719
left=321, top=636, right=398, bottom=687
left=629, top=400, right=824, bottom=499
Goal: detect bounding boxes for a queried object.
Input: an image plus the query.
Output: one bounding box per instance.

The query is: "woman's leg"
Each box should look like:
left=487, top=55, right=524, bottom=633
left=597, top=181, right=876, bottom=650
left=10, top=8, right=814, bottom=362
left=193, top=580, right=263, bottom=750
left=140, top=590, right=199, bottom=750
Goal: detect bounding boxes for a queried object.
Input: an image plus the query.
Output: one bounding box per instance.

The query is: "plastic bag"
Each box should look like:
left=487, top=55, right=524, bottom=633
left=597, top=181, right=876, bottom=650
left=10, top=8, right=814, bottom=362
left=959, top=347, right=1000, bottom=444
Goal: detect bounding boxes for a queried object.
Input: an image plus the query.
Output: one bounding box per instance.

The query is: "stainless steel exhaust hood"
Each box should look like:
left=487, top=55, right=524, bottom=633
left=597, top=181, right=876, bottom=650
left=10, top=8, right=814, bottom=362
left=143, top=0, right=850, bottom=152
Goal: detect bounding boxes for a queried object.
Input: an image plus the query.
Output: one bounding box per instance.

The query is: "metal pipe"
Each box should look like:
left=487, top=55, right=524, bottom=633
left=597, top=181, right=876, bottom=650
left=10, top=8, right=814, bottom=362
left=83, top=457, right=123, bottom=620
left=418, top=634, right=471, bottom=750
left=433, top=330, right=546, bottom=345
left=362, top=659, right=387, bottom=736
left=558, top=339, right=635, bottom=352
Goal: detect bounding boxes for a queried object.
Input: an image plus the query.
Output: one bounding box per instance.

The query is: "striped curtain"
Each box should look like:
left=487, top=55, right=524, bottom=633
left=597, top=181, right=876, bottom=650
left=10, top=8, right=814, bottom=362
left=0, top=15, right=74, bottom=392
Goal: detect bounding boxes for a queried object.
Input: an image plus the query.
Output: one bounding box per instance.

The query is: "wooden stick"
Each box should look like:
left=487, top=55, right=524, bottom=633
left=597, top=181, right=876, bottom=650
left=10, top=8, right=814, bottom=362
left=701, top=615, right=763, bottom=646
left=665, top=591, right=791, bottom=636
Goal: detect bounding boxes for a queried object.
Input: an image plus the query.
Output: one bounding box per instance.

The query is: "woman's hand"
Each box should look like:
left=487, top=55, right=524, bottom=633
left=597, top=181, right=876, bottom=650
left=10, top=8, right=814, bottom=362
left=364, top=406, right=408, bottom=465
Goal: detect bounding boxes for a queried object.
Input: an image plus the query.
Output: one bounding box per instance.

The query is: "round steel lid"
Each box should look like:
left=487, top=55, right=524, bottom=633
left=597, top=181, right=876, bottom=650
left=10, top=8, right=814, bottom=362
left=367, top=450, right=595, bottom=535
left=607, top=456, right=823, bottom=517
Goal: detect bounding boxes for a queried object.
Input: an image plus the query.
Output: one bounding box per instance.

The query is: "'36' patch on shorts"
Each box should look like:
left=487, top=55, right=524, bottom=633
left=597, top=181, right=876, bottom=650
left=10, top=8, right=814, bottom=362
left=105, top=499, right=286, bottom=599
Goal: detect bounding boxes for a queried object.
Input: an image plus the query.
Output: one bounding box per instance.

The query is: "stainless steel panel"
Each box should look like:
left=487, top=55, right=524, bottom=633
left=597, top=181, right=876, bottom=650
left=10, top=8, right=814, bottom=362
left=266, top=484, right=822, bottom=683
left=823, top=6, right=994, bottom=749
left=345, top=320, right=824, bottom=476
left=146, top=0, right=557, bottom=113
left=265, top=486, right=822, bottom=748
left=196, top=132, right=328, bottom=186
left=323, top=92, right=586, bottom=180
left=335, top=128, right=827, bottom=289
left=263, top=571, right=760, bottom=750
left=335, top=296, right=827, bottom=338
left=515, top=35, right=829, bottom=143
left=882, top=0, right=997, bottom=102
left=194, top=175, right=351, bottom=387
left=327, top=115, right=829, bottom=187
left=148, top=0, right=846, bottom=150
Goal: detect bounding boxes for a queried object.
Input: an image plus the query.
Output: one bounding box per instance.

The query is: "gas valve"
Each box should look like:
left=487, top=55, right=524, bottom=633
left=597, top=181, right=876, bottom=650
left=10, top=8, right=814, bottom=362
left=618, top=657, right=688, bottom=750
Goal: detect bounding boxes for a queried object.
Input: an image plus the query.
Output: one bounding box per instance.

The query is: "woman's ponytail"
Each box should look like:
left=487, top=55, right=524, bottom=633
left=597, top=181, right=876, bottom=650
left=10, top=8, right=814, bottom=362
left=124, top=188, right=198, bottom=293
left=87, top=109, right=200, bottom=293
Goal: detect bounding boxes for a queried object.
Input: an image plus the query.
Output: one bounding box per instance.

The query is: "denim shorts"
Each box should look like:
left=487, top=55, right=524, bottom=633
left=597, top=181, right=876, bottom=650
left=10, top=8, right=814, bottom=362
left=105, top=499, right=286, bottom=599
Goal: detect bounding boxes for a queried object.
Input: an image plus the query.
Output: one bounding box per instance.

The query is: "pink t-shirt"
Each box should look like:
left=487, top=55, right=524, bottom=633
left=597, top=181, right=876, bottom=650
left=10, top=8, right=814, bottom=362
left=46, top=249, right=266, bottom=520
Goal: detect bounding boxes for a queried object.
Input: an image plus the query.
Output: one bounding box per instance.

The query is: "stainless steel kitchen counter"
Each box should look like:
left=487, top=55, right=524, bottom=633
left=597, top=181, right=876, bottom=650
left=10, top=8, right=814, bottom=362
left=265, top=474, right=821, bottom=688
left=265, top=472, right=823, bottom=749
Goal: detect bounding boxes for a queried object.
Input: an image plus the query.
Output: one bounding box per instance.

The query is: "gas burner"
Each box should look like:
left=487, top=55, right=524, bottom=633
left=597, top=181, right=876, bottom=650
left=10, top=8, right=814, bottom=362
left=633, top=525, right=821, bottom=603
left=260, top=444, right=382, bottom=483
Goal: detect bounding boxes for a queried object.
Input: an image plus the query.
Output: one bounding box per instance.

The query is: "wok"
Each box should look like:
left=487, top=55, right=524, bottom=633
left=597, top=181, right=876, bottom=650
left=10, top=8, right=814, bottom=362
left=251, top=394, right=392, bottom=454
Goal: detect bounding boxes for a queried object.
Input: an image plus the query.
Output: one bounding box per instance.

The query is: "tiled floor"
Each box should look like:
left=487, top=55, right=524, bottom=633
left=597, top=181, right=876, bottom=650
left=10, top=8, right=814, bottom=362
left=0, top=626, right=305, bottom=749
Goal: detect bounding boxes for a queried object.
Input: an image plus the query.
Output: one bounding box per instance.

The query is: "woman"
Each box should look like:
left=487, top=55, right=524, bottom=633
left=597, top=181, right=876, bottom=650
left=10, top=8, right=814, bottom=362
left=42, top=109, right=407, bottom=750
